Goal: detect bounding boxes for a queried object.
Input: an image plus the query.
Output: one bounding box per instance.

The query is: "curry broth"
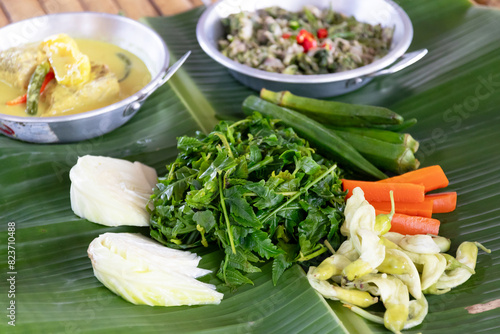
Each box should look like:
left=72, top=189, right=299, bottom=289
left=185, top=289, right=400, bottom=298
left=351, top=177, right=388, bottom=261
left=0, top=39, right=151, bottom=117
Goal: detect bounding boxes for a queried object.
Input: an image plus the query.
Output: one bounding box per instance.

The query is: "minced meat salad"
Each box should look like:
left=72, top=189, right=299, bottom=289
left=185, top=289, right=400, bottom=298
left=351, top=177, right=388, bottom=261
left=218, top=6, right=394, bottom=75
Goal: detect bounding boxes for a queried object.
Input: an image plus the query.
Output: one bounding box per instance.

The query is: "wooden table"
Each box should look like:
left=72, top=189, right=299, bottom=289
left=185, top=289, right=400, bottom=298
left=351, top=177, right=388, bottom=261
left=0, top=0, right=210, bottom=27
left=1, top=0, right=498, bottom=28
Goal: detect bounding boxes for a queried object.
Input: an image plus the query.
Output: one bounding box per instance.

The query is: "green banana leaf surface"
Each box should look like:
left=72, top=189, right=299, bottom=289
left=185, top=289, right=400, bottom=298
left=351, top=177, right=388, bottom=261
left=1, top=0, right=500, bottom=333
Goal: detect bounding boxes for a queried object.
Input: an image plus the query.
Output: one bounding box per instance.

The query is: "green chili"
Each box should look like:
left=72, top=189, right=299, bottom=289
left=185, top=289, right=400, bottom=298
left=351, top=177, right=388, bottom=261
left=26, top=62, right=51, bottom=115
left=116, top=52, right=132, bottom=82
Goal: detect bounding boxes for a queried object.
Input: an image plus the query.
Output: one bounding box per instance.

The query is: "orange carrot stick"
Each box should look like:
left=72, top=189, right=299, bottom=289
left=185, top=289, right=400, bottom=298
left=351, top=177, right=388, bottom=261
left=342, top=179, right=425, bottom=203
left=372, top=198, right=433, bottom=218
left=377, top=165, right=449, bottom=192
left=426, top=192, right=457, bottom=213
left=376, top=210, right=440, bottom=235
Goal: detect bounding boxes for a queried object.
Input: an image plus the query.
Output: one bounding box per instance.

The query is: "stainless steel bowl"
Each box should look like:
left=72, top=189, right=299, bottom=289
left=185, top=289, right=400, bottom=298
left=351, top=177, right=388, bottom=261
left=0, top=13, right=171, bottom=143
left=197, top=0, right=427, bottom=98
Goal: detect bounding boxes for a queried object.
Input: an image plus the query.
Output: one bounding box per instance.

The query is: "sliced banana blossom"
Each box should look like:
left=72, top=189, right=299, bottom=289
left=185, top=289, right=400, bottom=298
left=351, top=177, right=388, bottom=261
left=343, top=229, right=385, bottom=280
left=383, top=232, right=405, bottom=245
left=433, top=242, right=482, bottom=292
left=341, top=187, right=375, bottom=238
left=347, top=290, right=428, bottom=331
left=431, top=235, right=451, bottom=252
left=88, top=233, right=223, bottom=306
left=385, top=232, right=449, bottom=254
left=336, top=239, right=359, bottom=261
left=307, top=186, right=489, bottom=333
left=399, top=234, right=441, bottom=254
left=404, top=295, right=428, bottom=329
left=377, top=249, right=422, bottom=299
left=420, top=253, right=448, bottom=290
left=341, top=188, right=385, bottom=280
left=313, top=254, right=352, bottom=280
left=379, top=236, right=400, bottom=250
left=442, top=253, right=474, bottom=273
left=307, top=267, right=378, bottom=308
left=357, top=274, right=410, bottom=333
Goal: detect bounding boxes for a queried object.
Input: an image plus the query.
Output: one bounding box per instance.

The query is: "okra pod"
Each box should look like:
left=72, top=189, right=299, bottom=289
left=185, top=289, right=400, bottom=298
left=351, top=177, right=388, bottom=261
left=260, top=88, right=404, bottom=127
left=332, top=130, right=420, bottom=174
left=330, top=127, right=419, bottom=153
left=371, top=118, right=418, bottom=132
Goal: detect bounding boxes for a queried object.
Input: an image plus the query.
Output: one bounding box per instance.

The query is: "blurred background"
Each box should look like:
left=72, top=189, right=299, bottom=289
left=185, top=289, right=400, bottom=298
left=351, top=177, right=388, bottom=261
left=0, top=0, right=498, bottom=27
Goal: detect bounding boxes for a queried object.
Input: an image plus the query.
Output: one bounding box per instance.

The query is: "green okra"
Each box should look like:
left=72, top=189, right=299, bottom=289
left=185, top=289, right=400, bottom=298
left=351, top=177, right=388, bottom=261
left=371, top=118, right=418, bottom=132
left=332, top=130, right=420, bottom=174
left=327, top=126, right=419, bottom=153
left=260, top=88, right=404, bottom=127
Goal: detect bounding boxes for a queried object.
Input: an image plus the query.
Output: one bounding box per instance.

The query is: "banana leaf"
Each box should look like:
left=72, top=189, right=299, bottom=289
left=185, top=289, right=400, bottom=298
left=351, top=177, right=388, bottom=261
left=1, top=0, right=500, bottom=332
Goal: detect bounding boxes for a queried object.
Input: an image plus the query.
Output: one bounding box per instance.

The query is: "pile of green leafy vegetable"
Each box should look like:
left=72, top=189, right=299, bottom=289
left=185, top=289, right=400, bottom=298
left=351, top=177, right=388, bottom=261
left=149, top=112, right=346, bottom=287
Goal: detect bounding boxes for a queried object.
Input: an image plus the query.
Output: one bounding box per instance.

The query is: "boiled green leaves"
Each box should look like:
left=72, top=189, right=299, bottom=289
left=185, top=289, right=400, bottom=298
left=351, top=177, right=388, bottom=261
left=149, top=112, right=346, bottom=287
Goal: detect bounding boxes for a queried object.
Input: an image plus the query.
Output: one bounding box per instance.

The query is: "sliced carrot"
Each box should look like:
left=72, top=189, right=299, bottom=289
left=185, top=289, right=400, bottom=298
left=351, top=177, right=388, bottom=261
left=372, top=198, right=433, bottom=218
left=376, top=210, right=440, bottom=235
left=377, top=165, right=449, bottom=192
left=342, top=179, right=425, bottom=203
left=426, top=192, right=457, bottom=213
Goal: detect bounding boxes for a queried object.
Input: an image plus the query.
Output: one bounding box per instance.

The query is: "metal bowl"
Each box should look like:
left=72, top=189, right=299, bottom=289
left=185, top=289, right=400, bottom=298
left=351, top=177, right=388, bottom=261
left=197, top=0, right=427, bottom=98
left=0, top=12, right=170, bottom=144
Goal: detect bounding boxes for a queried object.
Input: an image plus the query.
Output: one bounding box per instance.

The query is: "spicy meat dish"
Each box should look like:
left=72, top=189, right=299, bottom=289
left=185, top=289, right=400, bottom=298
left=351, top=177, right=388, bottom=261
left=218, top=6, right=394, bottom=75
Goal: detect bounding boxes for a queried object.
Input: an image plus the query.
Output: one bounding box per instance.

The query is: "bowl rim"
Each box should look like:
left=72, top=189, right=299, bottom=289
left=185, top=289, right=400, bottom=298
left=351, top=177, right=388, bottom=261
left=0, top=12, right=169, bottom=124
left=196, top=0, right=413, bottom=84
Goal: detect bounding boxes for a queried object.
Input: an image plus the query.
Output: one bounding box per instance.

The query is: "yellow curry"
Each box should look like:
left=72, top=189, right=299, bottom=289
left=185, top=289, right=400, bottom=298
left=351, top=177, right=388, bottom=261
left=0, top=34, right=151, bottom=117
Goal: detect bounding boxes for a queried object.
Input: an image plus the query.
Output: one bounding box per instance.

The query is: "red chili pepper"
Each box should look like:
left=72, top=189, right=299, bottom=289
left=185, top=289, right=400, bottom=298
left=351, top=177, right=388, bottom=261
left=296, top=29, right=315, bottom=44
left=5, top=94, right=27, bottom=106
left=40, top=70, right=55, bottom=93
left=282, top=33, right=291, bottom=39
left=6, top=69, right=54, bottom=106
left=296, top=29, right=318, bottom=52
left=317, top=28, right=328, bottom=39
left=321, top=42, right=332, bottom=50
left=302, top=38, right=317, bottom=52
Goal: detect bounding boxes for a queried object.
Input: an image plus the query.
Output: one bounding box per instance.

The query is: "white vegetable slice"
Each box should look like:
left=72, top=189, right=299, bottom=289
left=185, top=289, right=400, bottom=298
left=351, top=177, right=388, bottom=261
left=435, top=242, right=478, bottom=290
left=307, top=267, right=378, bottom=308
left=341, top=187, right=374, bottom=238
left=358, top=274, right=410, bottom=333
left=383, top=232, right=405, bottom=245
left=336, top=239, right=359, bottom=262
left=70, top=155, right=157, bottom=227
left=340, top=188, right=385, bottom=280
left=404, top=295, right=428, bottom=329
left=88, top=233, right=223, bottom=306
left=399, top=235, right=441, bottom=254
